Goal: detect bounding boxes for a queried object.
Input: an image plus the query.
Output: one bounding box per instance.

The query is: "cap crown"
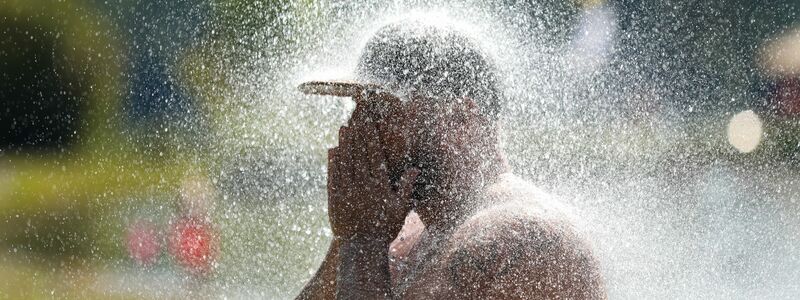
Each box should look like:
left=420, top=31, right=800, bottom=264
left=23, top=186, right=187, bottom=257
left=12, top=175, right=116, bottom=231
left=355, top=20, right=502, bottom=119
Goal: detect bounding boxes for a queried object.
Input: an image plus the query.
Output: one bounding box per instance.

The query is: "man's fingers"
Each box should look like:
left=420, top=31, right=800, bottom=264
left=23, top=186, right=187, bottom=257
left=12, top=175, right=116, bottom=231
left=327, top=147, right=343, bottom=226
left=338, top=126, right=355, bottom=199
left=338, top=126, right=350, bottom=164
left=328, top=147, right=342, bottom=198
left=346, top=120, right=367, bottom=188
left=328, top=147, right=339, bottom=164
left=349, top=102, right=370, bottom=127
left=352, top=94, right=365, bottom=106
left=364, top=121, right=388, bottom=181
left=371, top=91, right=401, bottom=120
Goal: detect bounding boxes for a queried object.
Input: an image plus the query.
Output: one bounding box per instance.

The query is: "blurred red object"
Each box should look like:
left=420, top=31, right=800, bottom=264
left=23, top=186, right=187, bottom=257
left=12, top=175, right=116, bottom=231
left=773, top=78, right=800, bottom=116
left=168, top=216, right=217, bottom=276
left=126, top=220, right=161, bottom=266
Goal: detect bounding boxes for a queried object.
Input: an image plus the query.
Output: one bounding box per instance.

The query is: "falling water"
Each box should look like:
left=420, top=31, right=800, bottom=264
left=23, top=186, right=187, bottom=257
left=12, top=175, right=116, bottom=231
left=171, top=1, right=800, bottom=298
left=1, top=0, right=799, bottom=299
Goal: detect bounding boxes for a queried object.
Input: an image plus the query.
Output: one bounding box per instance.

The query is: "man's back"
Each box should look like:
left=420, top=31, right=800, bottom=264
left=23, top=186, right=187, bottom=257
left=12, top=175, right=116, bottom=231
left=390, top=174, right=605, bottom=299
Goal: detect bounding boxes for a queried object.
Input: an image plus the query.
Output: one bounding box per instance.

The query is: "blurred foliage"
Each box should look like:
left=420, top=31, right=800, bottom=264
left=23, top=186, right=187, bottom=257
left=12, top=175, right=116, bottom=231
left=0, top=0, right=190, bottom=262
left=0, top=0, right=797, bottom=298
left=0, top=257, right=135, bottom=299
left=0, top=0, right=123, bottom=151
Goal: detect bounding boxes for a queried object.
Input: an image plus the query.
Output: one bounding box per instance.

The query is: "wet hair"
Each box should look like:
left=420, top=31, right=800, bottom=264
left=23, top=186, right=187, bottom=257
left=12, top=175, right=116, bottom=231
left=355, top=20, right=503, bottom=120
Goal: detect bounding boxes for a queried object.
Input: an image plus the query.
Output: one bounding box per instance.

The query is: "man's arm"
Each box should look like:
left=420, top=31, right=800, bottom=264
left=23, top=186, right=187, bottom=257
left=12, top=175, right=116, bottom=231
left=296, top=239, right=340, bottom=300
left=336, top=238, right=394, bottom=299
left=442, top=209, right=607, bottom=299
left=304, top=102, right=419, bottom=299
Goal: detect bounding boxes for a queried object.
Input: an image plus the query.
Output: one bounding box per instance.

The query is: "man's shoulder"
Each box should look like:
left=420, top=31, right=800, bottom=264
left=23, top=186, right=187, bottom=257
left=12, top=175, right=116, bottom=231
left=475, top=173, right=578, bottom=226
left=439, top=174, right=605, bottom=298
left=446, top=173, right=588, bottom=257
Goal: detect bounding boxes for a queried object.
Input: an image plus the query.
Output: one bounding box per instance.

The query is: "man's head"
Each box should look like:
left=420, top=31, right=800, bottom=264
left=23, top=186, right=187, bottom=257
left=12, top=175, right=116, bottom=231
left=301, top=19, right=505, bottom=216
left=351, top=20, right=505, bottom=210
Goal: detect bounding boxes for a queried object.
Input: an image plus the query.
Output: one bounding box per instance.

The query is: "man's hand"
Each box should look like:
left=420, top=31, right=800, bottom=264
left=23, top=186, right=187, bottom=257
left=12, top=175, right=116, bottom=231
left=327, top=103, right=420, bottom=243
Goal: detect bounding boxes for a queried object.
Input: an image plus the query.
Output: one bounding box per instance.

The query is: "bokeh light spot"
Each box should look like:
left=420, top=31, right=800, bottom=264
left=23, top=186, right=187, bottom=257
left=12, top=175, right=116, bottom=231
left=726, top=110, right=763, bottom=153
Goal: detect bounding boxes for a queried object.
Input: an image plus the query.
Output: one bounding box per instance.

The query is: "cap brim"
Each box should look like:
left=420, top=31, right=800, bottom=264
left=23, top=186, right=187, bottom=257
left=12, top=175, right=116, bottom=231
left=298, top=80, right=382, bottom=97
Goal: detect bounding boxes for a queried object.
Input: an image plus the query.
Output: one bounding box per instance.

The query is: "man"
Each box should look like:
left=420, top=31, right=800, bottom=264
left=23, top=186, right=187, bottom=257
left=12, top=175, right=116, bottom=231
left=297, top=20, right=606, bottom=299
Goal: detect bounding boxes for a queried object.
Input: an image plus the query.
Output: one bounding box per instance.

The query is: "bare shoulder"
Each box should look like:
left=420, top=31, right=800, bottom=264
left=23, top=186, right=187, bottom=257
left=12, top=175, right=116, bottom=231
left=442, top=174, right=606, bottom=299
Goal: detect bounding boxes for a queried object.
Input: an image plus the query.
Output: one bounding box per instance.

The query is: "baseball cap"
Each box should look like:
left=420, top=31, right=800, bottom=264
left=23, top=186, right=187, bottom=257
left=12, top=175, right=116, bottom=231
left=298, top=19, right=503, bottom=118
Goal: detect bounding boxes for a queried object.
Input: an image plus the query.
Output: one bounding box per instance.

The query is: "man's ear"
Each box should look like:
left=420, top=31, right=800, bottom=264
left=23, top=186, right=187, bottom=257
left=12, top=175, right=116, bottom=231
left=452, top=97, right=475, bottom=117
left=463, top=97, right=479, bottom=113
left=460, top=97, right=489, bottom=125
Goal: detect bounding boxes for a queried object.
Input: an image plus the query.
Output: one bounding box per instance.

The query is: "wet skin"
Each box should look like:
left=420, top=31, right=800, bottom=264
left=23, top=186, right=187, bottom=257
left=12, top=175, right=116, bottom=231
left=297, top=92, right=606, bottom=299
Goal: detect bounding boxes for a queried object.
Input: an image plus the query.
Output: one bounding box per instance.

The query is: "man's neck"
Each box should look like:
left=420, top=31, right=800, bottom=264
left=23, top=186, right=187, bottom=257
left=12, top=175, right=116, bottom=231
left=415, top=150, right=510, bottom=231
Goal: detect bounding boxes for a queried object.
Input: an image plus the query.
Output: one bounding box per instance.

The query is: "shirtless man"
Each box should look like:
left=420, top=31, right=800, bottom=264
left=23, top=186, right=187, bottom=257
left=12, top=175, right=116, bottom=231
left=297, top=20, right=606, bottom=299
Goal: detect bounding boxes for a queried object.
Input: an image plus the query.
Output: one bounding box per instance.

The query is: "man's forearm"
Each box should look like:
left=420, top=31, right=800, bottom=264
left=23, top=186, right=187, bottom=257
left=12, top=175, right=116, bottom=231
left=297, top=239, right=340, bottom=300
left=336, top=238, right=393, bottom=299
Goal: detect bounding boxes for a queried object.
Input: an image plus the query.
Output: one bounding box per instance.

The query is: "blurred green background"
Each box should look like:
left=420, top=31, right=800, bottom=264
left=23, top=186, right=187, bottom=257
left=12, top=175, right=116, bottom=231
left=0, top=0, right=798, bottom=298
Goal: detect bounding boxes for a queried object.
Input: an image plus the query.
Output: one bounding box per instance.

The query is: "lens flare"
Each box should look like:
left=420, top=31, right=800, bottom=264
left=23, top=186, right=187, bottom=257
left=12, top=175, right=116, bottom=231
left=726, top=110, right=763, bottom=153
